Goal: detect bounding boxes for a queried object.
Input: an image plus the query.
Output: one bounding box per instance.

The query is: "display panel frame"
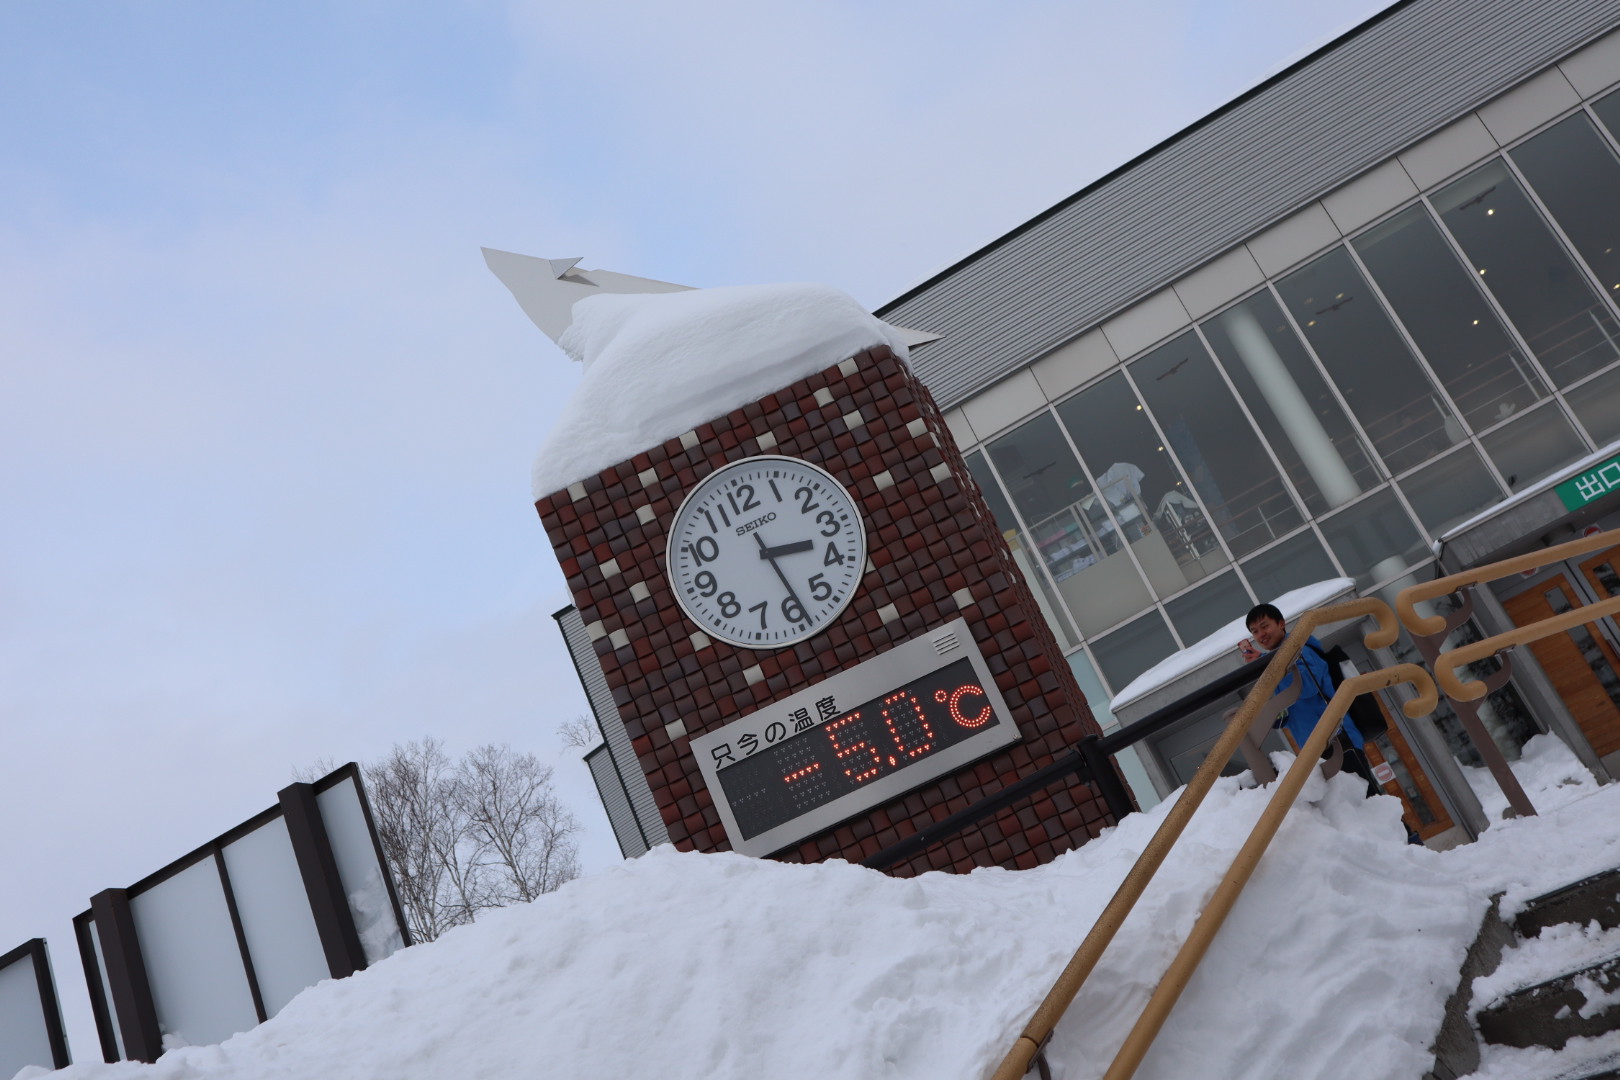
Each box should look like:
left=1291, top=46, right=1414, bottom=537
left=691, top=619, right=1020, bottom=856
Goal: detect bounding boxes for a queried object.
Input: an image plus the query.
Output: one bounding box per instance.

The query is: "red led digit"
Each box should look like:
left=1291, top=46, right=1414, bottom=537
left=880, top=690, right=935, bottom=760
left=948, top=684, right=991, bottom=728
left=783, top=762, right=822, bottom=784
left=823, top=712, right=881, bottom=783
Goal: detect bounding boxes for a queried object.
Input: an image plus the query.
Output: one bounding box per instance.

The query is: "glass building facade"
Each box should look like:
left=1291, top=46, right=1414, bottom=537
left=957, top=86, right=1620, bottom=735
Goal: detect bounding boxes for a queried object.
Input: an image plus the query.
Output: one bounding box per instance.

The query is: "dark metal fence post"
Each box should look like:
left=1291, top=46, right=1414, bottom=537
left=279, top=782, right=367, bottom=978
left=87, top=889, right=161, bottom=1064
left=1079, top=734, right=1135, bottom=820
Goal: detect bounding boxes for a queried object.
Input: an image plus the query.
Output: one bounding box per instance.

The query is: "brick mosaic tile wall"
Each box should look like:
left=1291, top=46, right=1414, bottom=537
left=536, top=343, right=1115, bottom=875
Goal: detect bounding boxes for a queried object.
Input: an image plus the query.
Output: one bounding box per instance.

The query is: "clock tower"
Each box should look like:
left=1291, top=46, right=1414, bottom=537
left=491, top=251, right=1121, bottom=875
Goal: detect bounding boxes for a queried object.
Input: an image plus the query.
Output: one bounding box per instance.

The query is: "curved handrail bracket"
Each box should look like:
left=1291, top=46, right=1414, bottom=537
left=1294, top=595, right=1399, bottom=651
left=1396, top=528, right=1620, bottom=637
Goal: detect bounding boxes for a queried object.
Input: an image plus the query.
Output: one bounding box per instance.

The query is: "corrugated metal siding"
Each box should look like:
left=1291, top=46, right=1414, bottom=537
left=554, top=607, right=670, bottom=854
left=884, top=0, right=1620, bottom=411
left=585, top=745, right=648, bottom=859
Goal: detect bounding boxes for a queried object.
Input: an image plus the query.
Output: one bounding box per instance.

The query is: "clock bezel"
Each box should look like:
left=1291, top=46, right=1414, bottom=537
left=664, top=454, right=867, bottom=650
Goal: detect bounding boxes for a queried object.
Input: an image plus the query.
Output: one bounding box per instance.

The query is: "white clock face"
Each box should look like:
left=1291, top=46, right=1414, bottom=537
left=666, top=455, right=867, bottom=649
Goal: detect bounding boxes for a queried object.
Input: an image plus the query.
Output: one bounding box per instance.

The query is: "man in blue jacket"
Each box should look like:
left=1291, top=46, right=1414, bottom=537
left=1240, top=603, right=1380, bottom=798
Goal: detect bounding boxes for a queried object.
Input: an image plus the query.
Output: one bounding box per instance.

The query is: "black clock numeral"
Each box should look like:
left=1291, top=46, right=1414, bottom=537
left=823, top=542, right=846, bottom=566
left=717, top=591, right=741, bottom=618
left=686, top=536, right=720, bottom=565
left=795, top=486, right=820, bottom=514
left=727, top=484, right=760, bottom=516
left=714, top=502, right=731, bottom=528
left=816, top=509, right=840, bottom=537
left=767, top=478, right=783, bottom=503
left=808, top=574, right=833, bottom=602
left=781, top=596, right=806, bottom=624
left=694, top=571, right=718, bottom=597
left=748, top=600, right=768, bottom=629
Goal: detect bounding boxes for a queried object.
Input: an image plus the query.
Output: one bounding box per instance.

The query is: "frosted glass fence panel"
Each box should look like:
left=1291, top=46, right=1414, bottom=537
left=221, top=818, right=329, bottom=1017
left=129, top=859, right=259, bottom=1049
left=316, top=777, right=404, bottom=965
left=0, top=948, right=56, bottom=1077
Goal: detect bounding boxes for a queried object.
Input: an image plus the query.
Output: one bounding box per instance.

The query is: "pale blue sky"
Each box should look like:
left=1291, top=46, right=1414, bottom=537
left=0, top=0, right=1390, bottom=1059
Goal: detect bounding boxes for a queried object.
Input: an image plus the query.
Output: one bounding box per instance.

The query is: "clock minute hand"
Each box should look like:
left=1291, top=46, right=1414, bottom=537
left=754, top=533, right=807, bottom=610
left=757, top=539, right=814, bottom=560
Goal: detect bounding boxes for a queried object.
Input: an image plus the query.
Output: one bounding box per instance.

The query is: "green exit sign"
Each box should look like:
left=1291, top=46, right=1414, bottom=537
left=1556, top=453, right=1620, bottom=511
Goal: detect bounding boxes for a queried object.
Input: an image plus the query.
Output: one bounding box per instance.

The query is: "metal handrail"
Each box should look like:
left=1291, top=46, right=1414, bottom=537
left=1395, top=527, right=1620, bottom=636
left=1395, top=526, right=1620, bottom=816
left=1098, top=663, right=1437, bottom=1080
left=987, top=597, right=1398, bottom=1080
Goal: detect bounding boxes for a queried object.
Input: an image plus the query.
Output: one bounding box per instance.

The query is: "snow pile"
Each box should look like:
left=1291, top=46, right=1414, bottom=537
left=21, top=745, right=1620, bottom=1080
left=1109, top=577, right=1355, bottom=710
left=531, top=284, right=911, bottom=498
left=1460, top=732, right=1600, bottom=824
left=13, top=768, right=1499, bottom=1080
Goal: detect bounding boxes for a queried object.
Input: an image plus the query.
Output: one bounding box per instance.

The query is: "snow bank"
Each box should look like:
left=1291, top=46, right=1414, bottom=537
left=25, top=741, right=1619, bottom=1080
left=531, top=284, right=911, bottom=498
left=20, top=767, right=1514, bottom=1080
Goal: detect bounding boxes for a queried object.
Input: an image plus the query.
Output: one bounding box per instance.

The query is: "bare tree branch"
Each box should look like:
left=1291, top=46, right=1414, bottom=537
left=291, top=756, right=342, bottom=783
left=342, top=738, right=582, bottom=942
left=557, top=714, right=598, bottom=752
left=456, top=745, right=581, bottom=904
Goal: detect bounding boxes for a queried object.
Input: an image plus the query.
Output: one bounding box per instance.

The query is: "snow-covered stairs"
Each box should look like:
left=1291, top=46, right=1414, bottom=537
left=1432, top=868, right=1620, bottom=1079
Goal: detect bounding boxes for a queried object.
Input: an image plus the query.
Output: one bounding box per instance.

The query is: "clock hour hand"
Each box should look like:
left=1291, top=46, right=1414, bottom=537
left=757, top=539, right=814, bottom=560
left=754, top=533, right=807, bottom=611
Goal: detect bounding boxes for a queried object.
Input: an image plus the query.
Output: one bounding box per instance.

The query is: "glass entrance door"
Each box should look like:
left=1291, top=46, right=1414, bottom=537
left=1501, top=565, right=1620, bottom=763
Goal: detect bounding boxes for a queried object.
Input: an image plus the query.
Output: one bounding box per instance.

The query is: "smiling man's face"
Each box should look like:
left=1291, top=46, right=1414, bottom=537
left=1248, top=614, right=1287, bottom=651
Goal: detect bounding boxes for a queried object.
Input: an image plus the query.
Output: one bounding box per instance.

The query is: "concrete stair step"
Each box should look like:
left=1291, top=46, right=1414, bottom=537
left=1539, top=1046, right=1620, bottom=1080
left=1476, top=953, right=1620, bottom=1051
left=1517, top=870, right=1620, bottom=941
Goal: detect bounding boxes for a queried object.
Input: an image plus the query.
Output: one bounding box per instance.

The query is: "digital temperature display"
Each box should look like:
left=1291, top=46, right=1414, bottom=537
left=720, top=657, right=995, bottom=839
left=690, top=619, right=1019, bottom=856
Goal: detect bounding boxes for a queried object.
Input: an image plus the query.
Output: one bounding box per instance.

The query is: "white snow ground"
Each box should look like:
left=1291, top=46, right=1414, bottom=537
left=21, top=738, right=1620, bottom=1080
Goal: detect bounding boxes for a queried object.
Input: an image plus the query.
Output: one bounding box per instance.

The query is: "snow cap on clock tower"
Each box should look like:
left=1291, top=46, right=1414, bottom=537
left=498, top=251, right=1117, bottom=875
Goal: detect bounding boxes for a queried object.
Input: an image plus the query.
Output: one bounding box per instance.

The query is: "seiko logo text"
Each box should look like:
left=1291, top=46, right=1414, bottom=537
left=735, top=512, right=777, bottom=536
